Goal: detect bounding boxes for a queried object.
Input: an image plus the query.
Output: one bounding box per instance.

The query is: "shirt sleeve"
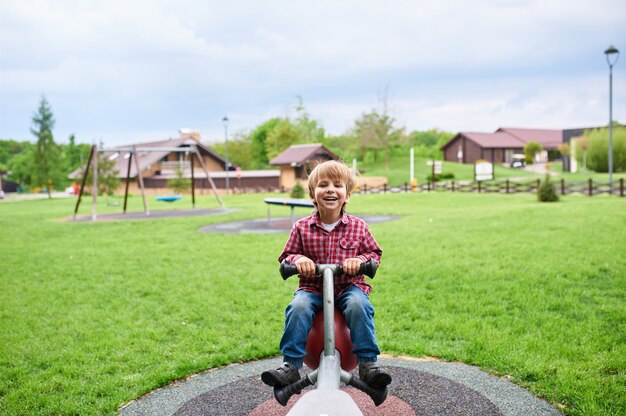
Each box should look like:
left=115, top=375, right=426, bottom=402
left=356, top=226, right=383, bottom=265
left=278, top=223, right=305, bottom=264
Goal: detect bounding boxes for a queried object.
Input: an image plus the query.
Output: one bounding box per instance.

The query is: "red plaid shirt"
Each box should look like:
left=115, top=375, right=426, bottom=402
left=278, top=212, right=382, bottom=297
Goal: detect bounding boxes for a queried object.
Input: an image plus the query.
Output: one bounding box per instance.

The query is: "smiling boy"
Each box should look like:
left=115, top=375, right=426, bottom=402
left=261, top=160, right=391, bottom=389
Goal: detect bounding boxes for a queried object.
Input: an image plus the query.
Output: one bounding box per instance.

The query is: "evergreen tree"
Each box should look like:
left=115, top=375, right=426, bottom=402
left=31, top=96, right=61, bottom=198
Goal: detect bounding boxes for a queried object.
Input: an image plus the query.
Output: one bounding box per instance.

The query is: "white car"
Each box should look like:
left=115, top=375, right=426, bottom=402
left=510, top=154, right=526, bottom=169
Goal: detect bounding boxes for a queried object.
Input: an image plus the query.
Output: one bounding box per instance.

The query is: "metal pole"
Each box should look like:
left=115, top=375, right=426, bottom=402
left=609, top=62, right=613, bottom=194
left=222, top=116, right=230, bottom=192
left=410, top=147, right=414, bottom=184
left=92, top=145, right=98, bottom=221
left=322, top=267, right=336, bottom=358
left=605, top=45, right=620, bottom=194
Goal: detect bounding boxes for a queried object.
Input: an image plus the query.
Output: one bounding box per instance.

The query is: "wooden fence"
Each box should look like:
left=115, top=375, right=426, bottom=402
left=355, top=178, right=626, bottom=197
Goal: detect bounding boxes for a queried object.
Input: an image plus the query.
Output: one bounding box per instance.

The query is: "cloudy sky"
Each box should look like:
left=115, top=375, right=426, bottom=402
left=1, top=0, right=625, bottom=146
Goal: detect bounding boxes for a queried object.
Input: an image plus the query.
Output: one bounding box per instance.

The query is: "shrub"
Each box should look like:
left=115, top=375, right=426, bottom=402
left=167, top=167, right=190, bottom=194
left=538, top=174, right=559, bottom=202
left=524, top=141, right=543, bottom=164
left=290, top=182, right=305, bottom=198
left=585, top=127, right=626, bottom=172
left=426, top=172, right=455, bottom=182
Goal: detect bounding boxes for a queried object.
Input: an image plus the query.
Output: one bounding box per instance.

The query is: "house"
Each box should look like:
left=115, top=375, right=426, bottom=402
left=71, top=134, right=279, bottom=194
left=0, top=169, right=19, bottom=193
left=269, top=144, right=339, bottom=189
left=442, top=126, right=612, bottom=171
left=441, top=127, right=563, bottom=165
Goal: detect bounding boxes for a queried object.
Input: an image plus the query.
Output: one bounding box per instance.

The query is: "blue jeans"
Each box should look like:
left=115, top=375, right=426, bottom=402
left=280, top=286, right=380, bottom=368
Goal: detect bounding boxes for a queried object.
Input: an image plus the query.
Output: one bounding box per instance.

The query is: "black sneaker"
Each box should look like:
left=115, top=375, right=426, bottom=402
left=261, top=362, right=301, bottom=387
left=359, top=362, right=392, bottom=387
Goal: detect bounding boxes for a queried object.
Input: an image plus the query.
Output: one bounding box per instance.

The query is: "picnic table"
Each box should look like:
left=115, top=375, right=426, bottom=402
left=264, top=197, right=314, bottom=224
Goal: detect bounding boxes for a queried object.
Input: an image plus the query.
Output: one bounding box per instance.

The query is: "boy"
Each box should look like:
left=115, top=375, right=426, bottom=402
left=261, top=160, right=391, bottom=389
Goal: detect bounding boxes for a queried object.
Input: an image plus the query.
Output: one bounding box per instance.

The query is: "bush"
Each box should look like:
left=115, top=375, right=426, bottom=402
left=585, top=127, right=626, bottom=172
left=427, top=172, right=455, bottom=182
left=538, top=174, right=559, bottom=202
left=167, top=167, right=190, bottom=194
left=290, top=182, right=305, bottom=198
left=524, top=141, right=543, bottom=164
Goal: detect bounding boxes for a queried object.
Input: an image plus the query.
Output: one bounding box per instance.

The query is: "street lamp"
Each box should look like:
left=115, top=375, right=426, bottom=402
left=222, top=116, right=230, bottom=191
left=605, top=45, right=619, bottom=194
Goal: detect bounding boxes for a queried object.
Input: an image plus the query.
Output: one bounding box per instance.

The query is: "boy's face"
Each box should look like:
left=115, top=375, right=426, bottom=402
left=313, top=175, right=350, bottom=218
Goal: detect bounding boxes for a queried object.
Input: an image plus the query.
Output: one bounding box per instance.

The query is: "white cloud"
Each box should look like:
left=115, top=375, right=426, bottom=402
left=1, top=0, right=625, bottom=145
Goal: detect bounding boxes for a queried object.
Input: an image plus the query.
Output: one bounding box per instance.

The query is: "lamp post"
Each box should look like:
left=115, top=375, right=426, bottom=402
left=605, top=45, right=619, bottom=194
left=222, top=116, right=230, bottom=192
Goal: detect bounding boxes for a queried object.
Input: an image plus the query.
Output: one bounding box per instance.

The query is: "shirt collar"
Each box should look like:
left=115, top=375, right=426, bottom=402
left=308, top=211, right=350, bottom=229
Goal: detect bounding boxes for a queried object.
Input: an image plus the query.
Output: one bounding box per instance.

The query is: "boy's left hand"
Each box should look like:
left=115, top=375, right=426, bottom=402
left=343, top=258, right=363, bottom=275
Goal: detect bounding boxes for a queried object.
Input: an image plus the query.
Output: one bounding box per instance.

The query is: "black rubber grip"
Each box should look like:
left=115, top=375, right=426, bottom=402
left=279, top=258, right=377, bottom=280
left=279, top=261, right=299, bottom=280
left=347, top=376, right=388, bottom=406
left=273, top=376, right=314, bottom=406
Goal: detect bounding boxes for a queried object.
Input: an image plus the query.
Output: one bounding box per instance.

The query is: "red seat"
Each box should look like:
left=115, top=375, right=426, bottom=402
left=304, top=308, right=358, bottom=371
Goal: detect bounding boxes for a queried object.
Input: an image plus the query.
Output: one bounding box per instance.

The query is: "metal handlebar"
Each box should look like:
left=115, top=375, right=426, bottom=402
left=279, top=258, right=377, bottom=280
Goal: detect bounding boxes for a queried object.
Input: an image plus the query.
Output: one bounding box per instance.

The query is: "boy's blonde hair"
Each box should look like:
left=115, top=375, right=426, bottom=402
left=307, top=160, right=355, bottom=199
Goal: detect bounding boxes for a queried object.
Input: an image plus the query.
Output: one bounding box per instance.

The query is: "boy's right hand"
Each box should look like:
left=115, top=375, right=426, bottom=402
left=295, top=257, right=316, bottom=277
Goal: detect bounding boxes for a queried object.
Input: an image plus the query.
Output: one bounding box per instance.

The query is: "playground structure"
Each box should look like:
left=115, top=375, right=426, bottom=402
left=73, top=144, right=224, bottom=221
left=274, top=259, right=387, bottom=415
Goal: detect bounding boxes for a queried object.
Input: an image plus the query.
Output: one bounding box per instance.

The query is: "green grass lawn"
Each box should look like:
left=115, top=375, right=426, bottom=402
left=1, top=192, right=625, bottom=415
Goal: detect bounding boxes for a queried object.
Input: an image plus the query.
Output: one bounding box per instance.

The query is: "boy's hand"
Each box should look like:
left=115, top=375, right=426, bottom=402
left=343, top=258, right=363, bottom=275
left=295, top=257, right=316, bottom=277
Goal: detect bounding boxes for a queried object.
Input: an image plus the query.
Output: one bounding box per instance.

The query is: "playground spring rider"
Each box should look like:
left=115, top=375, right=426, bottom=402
left=273, top=259, right=388, bottom=413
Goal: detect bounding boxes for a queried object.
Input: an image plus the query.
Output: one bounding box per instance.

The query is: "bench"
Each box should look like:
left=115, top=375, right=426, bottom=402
left=264, top=198, right=314, bottom=224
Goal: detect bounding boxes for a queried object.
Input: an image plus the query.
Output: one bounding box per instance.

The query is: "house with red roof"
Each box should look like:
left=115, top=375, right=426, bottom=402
left=269, top=143, right=339, bottom=189
left=70, top=133, right=280, bottom=194
left=442, top=127, right=567, bottom=166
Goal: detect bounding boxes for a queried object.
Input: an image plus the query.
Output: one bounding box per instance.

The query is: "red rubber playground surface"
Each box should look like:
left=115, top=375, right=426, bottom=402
left=119, top=357, right=562, bottom=416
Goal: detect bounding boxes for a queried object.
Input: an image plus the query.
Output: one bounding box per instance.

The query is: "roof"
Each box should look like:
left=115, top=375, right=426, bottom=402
left=460, top=132, right=526, bottom=148
left=442, top=127, right=564, bottom=150
left=496, top=128, right=563, bottom=148
left=269, top=144, right=339, bottom=166
left=69, top=138, right=226, bottom=179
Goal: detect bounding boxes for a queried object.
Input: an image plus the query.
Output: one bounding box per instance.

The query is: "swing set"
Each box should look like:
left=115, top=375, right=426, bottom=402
left=73, top=144, right=225, bottom=221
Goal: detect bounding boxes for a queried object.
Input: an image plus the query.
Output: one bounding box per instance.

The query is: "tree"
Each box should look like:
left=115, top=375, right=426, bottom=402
left=266, top=119, right=302, bottom=160
left=7, top=142, right=35, bottom=190
left=31, top=96, right=61, bottom=198
left=353, top=110, right=402, bottom=169
left=537, top=174, right=559, bottom=202
left=585, top=127, right=626, bottom=172
left=250, top=118, right=281, bottom=168
left=407, top=129, right=454, bottom=159
left=293, top=96, right=325, bottom=143
left=523, top=141, right=543, bottom=165
left=167, top=167, right=190, bottom=194
left=63, top=134, right=91, bottom=172
left=212, top=131, right=256, bottom=170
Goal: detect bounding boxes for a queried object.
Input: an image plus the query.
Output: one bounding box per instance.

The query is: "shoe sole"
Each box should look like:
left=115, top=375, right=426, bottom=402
left=261, top=371, right=280, bottom=387
left=367, top=373, right=392, bottom=387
